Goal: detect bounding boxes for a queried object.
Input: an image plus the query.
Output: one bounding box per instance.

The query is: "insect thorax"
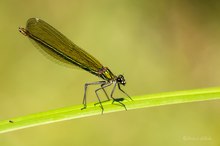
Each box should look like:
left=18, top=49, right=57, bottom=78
left=98, top=67, right=116, bottom=81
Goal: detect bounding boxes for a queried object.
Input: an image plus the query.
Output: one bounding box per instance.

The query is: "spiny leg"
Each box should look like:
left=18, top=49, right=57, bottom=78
left=95, top=88, right=104, bottom=113
left=110, top=82, right=127, bottom=110
left=118, top=84, right=133, bottom=101
left=101, top=83, right=110, bottom=100
left=94, top=82, right=112, bottom=113
left=94, top=82, right=113, bottom=106
left=81, top=81, right=106, bottom=110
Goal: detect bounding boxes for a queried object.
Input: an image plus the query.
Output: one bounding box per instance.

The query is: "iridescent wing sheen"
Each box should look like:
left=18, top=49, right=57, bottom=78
left=24, top=18, right=104, bottom=76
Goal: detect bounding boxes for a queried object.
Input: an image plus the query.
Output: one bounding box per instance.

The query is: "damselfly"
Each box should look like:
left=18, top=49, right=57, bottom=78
left=19, top=18, right=132, bottom=113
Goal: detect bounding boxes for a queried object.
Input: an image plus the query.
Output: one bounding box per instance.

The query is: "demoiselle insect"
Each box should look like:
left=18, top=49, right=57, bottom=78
left=19, top=18, right=132, bottom=113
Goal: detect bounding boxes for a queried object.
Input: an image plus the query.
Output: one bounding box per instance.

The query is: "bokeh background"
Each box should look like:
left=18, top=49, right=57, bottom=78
left=1, top=0, right=220, bottom=146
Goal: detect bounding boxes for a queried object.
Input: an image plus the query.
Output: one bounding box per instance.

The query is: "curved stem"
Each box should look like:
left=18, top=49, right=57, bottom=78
left=1, top=86, right=220, bottom=134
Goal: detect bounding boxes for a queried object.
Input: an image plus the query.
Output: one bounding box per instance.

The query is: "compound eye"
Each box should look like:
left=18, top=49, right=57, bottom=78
left=118, top=75, right=124, bottom=80
left=117, top=75, right=126, bottom=85
left=117, top=77, right=122, bottom=82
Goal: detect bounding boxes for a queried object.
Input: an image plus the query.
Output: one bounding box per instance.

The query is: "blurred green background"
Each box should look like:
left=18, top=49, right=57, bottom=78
left=1, top=0, right=220, bottom=146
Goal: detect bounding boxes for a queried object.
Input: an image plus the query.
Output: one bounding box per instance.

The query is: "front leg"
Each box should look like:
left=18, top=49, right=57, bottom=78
left=118, top=84, right=133, bottom=101
left=110, top=82, right=127, bottom=110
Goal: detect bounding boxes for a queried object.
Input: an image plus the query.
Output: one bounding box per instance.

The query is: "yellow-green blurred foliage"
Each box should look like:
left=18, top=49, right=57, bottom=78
left=0, top=0, right=220, bottom=146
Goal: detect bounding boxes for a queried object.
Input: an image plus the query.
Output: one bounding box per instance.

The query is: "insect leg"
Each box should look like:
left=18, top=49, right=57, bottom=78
left=94, top=82, right=112, bottom=114
left=94, top=82, right=112, bottom=106
left=100, top=82, right=113, bottom=100
left=118, top=84, right=133, bottom=101
left=110, top=82, right=127, bottom=110
left=81, top=81, right=106, bottom=110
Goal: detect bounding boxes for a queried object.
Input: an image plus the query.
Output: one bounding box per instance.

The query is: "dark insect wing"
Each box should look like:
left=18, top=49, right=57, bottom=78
left=25, top=18, right=104, bottom=76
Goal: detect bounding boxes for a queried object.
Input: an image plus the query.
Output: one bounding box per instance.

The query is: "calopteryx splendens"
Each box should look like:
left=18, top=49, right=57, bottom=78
left=19, top=18, right=132, bottom=113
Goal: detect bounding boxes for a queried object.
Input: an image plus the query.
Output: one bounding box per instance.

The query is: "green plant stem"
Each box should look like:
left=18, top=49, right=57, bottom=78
left=1, top=86, right=220, bottom=134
